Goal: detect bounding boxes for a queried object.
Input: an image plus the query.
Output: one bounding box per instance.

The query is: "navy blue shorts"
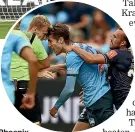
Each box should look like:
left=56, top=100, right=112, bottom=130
left=78, top=90, right=114, bottom=127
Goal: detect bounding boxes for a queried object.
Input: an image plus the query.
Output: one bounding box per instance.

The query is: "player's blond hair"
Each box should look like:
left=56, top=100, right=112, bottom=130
left=29, top=15, right=52, bottom=30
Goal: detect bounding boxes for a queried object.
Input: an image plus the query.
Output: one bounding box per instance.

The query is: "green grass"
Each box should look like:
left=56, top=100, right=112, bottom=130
left=0, top=22, right=14, bottom=39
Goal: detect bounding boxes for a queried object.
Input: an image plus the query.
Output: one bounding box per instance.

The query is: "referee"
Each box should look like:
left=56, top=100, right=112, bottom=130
left=11, top=15, right=51, bottom=125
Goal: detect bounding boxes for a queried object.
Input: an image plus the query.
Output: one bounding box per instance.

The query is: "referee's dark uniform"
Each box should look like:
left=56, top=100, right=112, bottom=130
left=104, top=49, right=133, bottom=110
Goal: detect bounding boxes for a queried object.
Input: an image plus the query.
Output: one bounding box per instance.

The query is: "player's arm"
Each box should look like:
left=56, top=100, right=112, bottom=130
left=72, top=46, right=106, bottom=64
left=38, top=70, right=55, bottom=79
left=20, top=47, right=38, bottom=94
left=38, top=63, right=66, bottom=78
left=54, top=76, right=76, bottom=109
left=38, top=57, right=50, bottom=70
left=50, top=55, right=84, bottom=117
left=46, top=63, right=66, bottom=72
left=50, top=76, right=76, bottom=118
left=14, top=35, right=38, bottom=109
left=14, top=36, right=38, bottom=95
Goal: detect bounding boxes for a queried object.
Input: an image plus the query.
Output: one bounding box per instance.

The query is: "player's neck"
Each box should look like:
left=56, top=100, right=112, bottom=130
left=120, top=46, right=127, bottom=50
left=62, top=42, right=72, bottom=53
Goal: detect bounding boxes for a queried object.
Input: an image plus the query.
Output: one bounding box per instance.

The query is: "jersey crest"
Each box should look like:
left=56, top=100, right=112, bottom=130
left=107, top=50, right=118, bottom=59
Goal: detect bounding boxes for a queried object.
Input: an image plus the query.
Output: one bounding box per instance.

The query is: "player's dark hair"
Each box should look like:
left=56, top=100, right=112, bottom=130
left=118, top=28, right=130, bottom=48
left=125, top=36, right=130, bottom=48
left=48, top=23, right=70, bottom=44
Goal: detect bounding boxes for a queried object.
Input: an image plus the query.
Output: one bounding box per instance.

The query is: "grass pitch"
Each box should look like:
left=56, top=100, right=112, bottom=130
left=0, top=22, right=14, bottom=39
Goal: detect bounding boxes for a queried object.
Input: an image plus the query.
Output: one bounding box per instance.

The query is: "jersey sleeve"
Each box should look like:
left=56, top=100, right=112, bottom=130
left=54, top=76, right=76, bottom=110
left=32, top=37, right=48, bottom=60
left=104, top=50, right=119, bottom=64
left=66, top=53, right=84, bottom=76
left=14, top=36, right=31, bottom=55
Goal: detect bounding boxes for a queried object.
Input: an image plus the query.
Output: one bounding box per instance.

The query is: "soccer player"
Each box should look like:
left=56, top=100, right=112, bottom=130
left=10, top=15, right=52, bottom=125
left=1, top=28, right=38, bottom=109
left=49, top=24, right=114, bottom=131
left=72, top=28, right=133, bottom=110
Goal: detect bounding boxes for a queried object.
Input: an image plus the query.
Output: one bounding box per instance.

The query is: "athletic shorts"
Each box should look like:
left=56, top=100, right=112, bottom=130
left=14, top=81, right=41, bottom=123
left=78, top=90, right=114, bottom=127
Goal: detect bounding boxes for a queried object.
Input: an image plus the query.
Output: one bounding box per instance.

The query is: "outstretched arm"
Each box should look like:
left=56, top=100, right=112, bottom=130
left=50, top=76, right=76, bottom=117
left=49, top=54, right=84, bottom=117
left=37, top=64, right=66, bottom=79
left=46, top=63, right=66, bottom=72
left=72, top=46, right=106, bottom=64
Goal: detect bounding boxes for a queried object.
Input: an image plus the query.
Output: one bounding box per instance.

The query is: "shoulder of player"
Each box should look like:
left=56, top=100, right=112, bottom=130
left=73, top=42, right=96, bottom=53
left=66, top=50, right=79, bottom=58
left=113, top=49, right=130, bottom=53
left=106, top=49, right=119, bottom=55
left=106, top=49, right=133, bottom=60
left=24, top=32, right=42, bottom=49
left=33, top=35, right=42, bottom=44
left=115, top=49, right=133, bottom=58
left=12, top=30, right=26, bottom=37
left=11, top=30, right=29, bottom=42
left=66, top=51, right=82, bottom=63
left=32, top=38, right=46, bottom=55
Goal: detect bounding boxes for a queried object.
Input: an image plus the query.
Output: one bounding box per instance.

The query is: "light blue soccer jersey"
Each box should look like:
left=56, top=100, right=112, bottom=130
left=1, top=30, right=31, bottom=104
left=66, top=43, right=110, bottom=107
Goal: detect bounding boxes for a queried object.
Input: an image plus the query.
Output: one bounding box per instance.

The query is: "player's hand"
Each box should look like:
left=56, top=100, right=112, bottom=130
left=38, top=70, right=55, bottom=79
left=49, top=107, right=58, bottom=118
left=20, top=93, right=35, bottom=109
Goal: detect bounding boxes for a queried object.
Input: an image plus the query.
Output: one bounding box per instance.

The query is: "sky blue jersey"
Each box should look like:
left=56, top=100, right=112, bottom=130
left=1, top=30, right=31, bottom=104
left=54, top=43, right=110, bottom=109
